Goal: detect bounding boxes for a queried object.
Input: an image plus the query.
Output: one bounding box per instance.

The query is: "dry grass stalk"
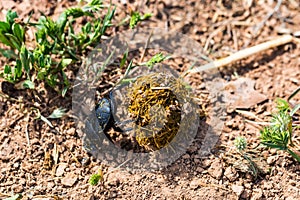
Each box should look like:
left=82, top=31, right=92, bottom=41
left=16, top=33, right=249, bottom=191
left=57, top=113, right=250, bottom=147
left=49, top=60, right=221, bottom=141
left=187, top=34, right=294, bottom=74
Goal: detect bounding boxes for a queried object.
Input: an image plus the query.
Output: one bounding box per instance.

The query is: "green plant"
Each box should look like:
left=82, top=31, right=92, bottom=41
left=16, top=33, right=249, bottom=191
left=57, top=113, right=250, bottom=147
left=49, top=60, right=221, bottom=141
left=89, top=169, right=103, bottom=186
left=117, top=52, right=170, bottom=85
left=129, top=11, right=152, bottom=29
left=231, top=136, right=262, bottom=178
left=144, top=52, right=171, bottom=68
left=32, top=107, right=67, bottom=128
left=0, top=10, right=25, bottom=51
left=260, top=87, right=300, bottom=162
left=0, top=0, right=115, bottom=96
left=234, top=136, right=247, bottom=151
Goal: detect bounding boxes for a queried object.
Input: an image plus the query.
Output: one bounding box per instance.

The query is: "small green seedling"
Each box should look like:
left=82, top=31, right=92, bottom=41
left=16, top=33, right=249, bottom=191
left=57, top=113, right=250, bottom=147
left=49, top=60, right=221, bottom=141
left=260, top=87, right=300, bottom=162
left=233, top=136, right=260, bottom=178
left=116, top=52, right=170, bottom=85
left=234, top=136, right=247, bottom=152
left=129, top=11, right=152, bottom=29
left=144, top=52, right=171, bottom=69
left=33, top=107, right=67, bottom=128
left=89, top=169, right=103, bottom=186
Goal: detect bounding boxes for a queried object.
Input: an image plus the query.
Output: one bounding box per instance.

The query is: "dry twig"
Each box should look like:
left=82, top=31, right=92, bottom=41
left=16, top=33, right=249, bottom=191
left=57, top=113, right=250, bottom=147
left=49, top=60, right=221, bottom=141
left=187, top=34, right=294, bottom=74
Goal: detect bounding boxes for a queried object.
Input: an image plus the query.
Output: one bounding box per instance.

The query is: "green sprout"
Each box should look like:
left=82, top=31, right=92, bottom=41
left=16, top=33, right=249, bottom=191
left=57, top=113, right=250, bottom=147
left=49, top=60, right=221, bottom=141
left=145, top=53, right=171, bottom=68
left=260, top=87, right=300, bottom=162
left=224, top=136, right=265, bottom=179
left=89, top=174, right=101, bottom=186
left=234, top=136, right=247, bottom=151
left=89, top=169, right=103, bottom=186
left=129, top=11, right=152, bottom=29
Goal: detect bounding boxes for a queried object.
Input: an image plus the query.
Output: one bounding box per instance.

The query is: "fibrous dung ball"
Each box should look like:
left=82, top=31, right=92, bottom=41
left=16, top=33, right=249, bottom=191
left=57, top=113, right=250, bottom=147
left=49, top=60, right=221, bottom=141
left=127, top=72, right=189, bottom=151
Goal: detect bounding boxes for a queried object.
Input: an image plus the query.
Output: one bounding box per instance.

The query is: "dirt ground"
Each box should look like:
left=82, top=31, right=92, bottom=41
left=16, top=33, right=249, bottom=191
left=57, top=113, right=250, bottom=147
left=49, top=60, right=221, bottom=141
left=0, top=0, right=300, bottom=199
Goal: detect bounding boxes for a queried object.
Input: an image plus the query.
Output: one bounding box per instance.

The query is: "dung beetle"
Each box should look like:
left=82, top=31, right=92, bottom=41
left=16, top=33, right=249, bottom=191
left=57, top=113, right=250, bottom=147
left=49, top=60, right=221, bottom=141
left=95, top=91, right=133, bottom=132
left=95, top=92, right=115, bottom=130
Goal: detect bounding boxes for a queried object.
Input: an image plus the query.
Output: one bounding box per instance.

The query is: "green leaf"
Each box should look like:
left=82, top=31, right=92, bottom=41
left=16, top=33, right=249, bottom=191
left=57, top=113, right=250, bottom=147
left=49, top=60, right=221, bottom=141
left=288, top=86, right=300, bottom=101
left=106, top=6, right=115, bottom=21
left=290, top=104, right=300, bottom=117
left=57, top=12, right=68, bottom=35
left=145, top=53, right=171, bottom=68
left=15, top=80, right=35, bottom=89
left=129, top=12, right=141, bottom=29
left=6, top=10, right=18, bottom=26
left=20, top=45, right=30, bottom=78
left=83, top=0, right=103, bottom=13
left=59, top=58, right=72, bottom=69
left=4, top=33, right=21, bottom=50
left=287, top=149, right=300, bottom=163
left=61, top=70, right=70, bottom=86
left=40, top=115, right=53, bottom=128
left=22, top=80, right=35, bottom=89
left=0, top=21, right=10, bottom=32
left=32, top=108, right=52, bottom=129
left=0, top=48, right=17, bottom=58
left=62, top=87, right=68, bottom=97
left=12, top=23, right=25, bottom=44
left=47, top=74, right=58, bottom=87
left=37, top=69, right=47, bottom=80
left=83, top=22, right=92, bottom=33
left=89, top=174, right=101, bottom=186
left=65, top=8, right=92, bottom=18
left=89, top=0, right=103, bottom=6
left=120, top=49, right=128, bottom=68
left=15, top=59, right=22, bottom=78
left=98, top=6, right=115, bottom=36
left=276, top=98, right=290, bottom=113
left=47, top=108, right=67, bottom=119
left=141, top=13, right=152, bottom=20
left=129, top=11, right=151, bottom=29
left=0, top=32, right=13, bottom=47
left=260, top=142, right=286, bottom=150
left=4, top=64, right=11, bottom=74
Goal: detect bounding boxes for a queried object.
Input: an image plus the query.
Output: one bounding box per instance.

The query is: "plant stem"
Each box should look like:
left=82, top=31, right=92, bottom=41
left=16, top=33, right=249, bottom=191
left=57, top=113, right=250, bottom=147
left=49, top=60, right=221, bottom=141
left=287, top=148, right=300, bottom=163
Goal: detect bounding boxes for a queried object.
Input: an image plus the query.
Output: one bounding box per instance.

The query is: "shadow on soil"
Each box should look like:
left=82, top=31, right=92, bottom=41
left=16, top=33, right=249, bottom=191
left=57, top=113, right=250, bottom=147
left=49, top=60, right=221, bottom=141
left=220, top=44, right=297, bottom=80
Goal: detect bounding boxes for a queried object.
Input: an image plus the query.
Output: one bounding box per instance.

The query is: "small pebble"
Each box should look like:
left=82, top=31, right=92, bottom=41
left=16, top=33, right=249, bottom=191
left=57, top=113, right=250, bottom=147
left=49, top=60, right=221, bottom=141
left=208, top=160, right=223, bottom=180
left=267, top=155, right=278, bottom=165
left=224, top=166, right=239, bottom=182
left=232, top=184, right=244, bottom=197
left=61, top=173, right=78, bottom=187
left=189, top=178, right=200, bottom=189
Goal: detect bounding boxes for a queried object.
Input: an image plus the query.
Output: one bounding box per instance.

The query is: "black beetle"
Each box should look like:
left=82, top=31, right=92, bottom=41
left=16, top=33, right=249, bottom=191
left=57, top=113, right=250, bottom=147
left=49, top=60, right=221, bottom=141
left=95, top=90, right=117, bottom=130
left=95, top=97, right=112, bottom=130
left=95, top=91, right=133, bottom=132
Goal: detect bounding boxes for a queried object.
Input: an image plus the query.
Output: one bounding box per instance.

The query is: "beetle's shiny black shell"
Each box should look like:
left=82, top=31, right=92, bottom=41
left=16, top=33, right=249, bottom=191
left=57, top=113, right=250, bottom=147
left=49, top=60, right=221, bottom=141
left=95, top=98, right=111, bottom=130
